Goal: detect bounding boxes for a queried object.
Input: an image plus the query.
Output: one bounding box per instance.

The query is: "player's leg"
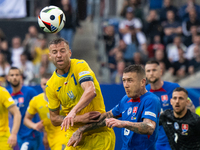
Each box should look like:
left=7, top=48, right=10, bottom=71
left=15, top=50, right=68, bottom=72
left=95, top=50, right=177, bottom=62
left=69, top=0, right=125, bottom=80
left=0, top=136, right=13, bottom=150
left=19, top=135, right=41, bottom=150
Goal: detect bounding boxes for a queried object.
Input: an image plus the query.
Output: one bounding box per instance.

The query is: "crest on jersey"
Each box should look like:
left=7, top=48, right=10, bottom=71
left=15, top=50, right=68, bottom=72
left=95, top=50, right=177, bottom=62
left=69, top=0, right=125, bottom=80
left=132, top=106, right=138, bottom=116
left=182, top=124, right=189, bottom=135
left=127, top=107, right=132, bottom=116
left=67, top=91, right=75, bottom=100
left=174, top=122, right=179, bottom=130
left=18, top=97, right=24, bottom=103
left=161, top=95, right=168, bottom=103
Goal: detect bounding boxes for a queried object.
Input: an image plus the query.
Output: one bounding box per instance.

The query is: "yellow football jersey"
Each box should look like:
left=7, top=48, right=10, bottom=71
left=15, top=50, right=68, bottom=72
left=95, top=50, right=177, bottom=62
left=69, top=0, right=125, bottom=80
left=46, top=59, right=115, bottom=148
left=0, top=86, right=15, bottom=137
left=27, top=93, right=66, bottom=148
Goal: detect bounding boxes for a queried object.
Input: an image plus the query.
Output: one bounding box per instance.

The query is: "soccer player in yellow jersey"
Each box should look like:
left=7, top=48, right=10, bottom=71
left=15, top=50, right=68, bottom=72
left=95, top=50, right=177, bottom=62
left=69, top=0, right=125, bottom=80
left=46, top=38, right=115, bottom=150
left=0, top=86, right=21, bottom=150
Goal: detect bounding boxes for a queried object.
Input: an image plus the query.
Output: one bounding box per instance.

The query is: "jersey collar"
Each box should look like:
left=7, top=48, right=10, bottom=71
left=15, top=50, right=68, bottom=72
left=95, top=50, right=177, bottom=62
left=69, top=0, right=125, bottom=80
left=150, top=87, right=166, bottom=92
left=11, top=91, right=23, bottom=96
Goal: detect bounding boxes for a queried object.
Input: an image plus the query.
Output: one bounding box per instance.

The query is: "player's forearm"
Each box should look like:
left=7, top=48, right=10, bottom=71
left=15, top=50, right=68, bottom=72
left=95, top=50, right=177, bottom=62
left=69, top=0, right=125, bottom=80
left=122, top=121, right=155, bottom=135
left=11, top=111, right=21, bottom=135
left=78, top=111, right=113, bottom=133
left=51, top=115, right=65, bottom=126
left=72, top=88, right=96, bottom=114
left=24, top=117, right=37, bottom=129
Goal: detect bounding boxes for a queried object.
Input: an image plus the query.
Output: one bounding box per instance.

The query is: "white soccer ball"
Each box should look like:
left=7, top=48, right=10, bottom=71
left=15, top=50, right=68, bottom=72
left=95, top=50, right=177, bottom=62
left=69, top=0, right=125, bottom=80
left=38, top=6, right=66, bottom=33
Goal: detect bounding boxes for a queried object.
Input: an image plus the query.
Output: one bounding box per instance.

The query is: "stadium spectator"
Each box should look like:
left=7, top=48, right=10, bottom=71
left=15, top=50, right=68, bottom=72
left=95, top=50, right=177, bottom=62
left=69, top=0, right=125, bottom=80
left=120, top=0, right=143, bottom=20
left=119, top=6, right=143, bottom=45
left=111, top=60, right=125, bottom=84
left=19, top=53, right=34, bottom=85
left=166, top=36, right=187, bottom=62
left=0, top=86, right=21, bottom=149
left=179, top=0, right=200, bottom=21
left=159, top=61, right=175, bottom=82
left=0, top=40, right=11, bottom=64
left=171, top=47, right=189, bottom=79
left=144, top=10, right=162, bottom=39
left=159, top=87, right=200, bottom=149
left=186, top=34, right=200, bottom=60
left=159, top=0, right=179, bottom=22
left=7, top=67, right=41, bottom=150
left=10, top=36, right=25, bottom=67
left=59, top=0, right=80, bottom=49
left=154, top=49, right=171, bottom=69
left=184, top=25, right=199, bottom=47
left=188, top=46, right=200, bottom=74
left=46, top=38, right=115, bottom=149
left=182, top=8, right=200, bottom=37
left=0, top=52, right=10, bottom=77
left=162, top=10, right=182, bottom=45
left=68, top=64, right=161, bottom=149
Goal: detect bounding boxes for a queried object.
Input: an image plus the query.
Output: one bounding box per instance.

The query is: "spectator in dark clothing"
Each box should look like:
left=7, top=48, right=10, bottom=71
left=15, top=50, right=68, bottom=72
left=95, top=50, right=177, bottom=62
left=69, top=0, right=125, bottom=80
left=59, top=0, right=80, bottom=49
left=163, top=10, right=182, bottom=45
left=154, top=49, right=172, bottom=69
left=144, top=10, right=162, bottom=39
left=182, top=8, right=200, bottom=37
left=0, top=40, right=11, bottom=64
left=179, top=0, right=200, bottom=21
left=184, top=25, right=199, bottom=47
left=171, top=47, right=189, bottom=79
left=188, top=46, right=200, bottom=74
left=159, top=0, right=179, bottom=22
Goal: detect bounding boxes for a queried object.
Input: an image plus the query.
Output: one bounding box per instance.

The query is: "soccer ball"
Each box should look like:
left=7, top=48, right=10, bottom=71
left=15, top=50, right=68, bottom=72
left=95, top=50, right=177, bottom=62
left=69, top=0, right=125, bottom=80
left=38, top=6, right=66, bottom=33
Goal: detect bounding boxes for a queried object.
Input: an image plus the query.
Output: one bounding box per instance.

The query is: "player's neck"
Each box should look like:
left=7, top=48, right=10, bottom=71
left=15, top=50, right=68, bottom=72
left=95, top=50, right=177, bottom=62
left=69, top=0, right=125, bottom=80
left=132, top=88, right=147, bottom=99
left=12, top=84, right=22, bottom=94
left=150, top=79, right=163, bottom=90
left=174, top=108, right=188, bottom=118
left=56, top=61, right=71, bottom=75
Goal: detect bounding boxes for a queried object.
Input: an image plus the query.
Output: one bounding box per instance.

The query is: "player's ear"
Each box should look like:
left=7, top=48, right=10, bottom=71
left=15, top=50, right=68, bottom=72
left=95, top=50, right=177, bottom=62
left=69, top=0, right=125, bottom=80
left=170, top=98, right=173, bottom=105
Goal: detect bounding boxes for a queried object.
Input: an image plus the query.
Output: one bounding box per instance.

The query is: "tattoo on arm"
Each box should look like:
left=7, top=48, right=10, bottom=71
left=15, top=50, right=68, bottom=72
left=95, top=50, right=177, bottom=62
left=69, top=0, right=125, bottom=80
left=123, top=119, right=155, bottom=135
left=78, top=111, right=114, bottom=133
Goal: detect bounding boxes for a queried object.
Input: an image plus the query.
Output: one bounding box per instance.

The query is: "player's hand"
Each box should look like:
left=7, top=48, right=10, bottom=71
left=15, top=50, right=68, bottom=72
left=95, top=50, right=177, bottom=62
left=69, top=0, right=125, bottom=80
left=33, top=120, right=44, bottom=132
left=76, top=111, right=101, bottom=123
left=61, top=111, right=76, bottom=131
left=43, top=135, right=49, bottom=149
left=106, top=118, right=125, bottom=128
left=67, top=130, right=83, bottom=147
left=8, top=133, right=17, bottom=148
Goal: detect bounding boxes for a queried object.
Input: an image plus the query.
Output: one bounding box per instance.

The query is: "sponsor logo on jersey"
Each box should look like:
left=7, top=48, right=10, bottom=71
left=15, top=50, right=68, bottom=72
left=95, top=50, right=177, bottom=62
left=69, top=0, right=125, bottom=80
left=182, top=124, right=189, bottom=135
left=127, top=107, right=132, bottom=116
left=76, top=61, right=84, bottom=64
left=144, top=111, right=156, bottom=118
left=67, top=91, right=75, bottom=100
left=167, top=122, right=172, bottom=125
left=131, top=116, right=136, bottom=120
left=174, top=122, right=179, bottom=130
left=124, top=128, right=130, bottom=136
left=161, top=95, right=168, bottom=103
left=132, top=107, right=138, bottom=116
left=79, top=71, right=90, bottom=77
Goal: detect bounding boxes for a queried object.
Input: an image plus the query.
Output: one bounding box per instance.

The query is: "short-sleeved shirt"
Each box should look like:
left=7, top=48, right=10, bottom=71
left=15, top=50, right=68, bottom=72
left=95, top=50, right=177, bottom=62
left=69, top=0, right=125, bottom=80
left=27, top=93, right=66, bottom=148
left=32, top=47, right=49, bottom=65
left=112, top=92, right=161, bottom=150
left=160, top=109, right=200, bottom=149
left=7, top=86, right=40, bottom=140
left=0, top=86, right=15, bottom=137
left=146, top=81, right=180, bottom=145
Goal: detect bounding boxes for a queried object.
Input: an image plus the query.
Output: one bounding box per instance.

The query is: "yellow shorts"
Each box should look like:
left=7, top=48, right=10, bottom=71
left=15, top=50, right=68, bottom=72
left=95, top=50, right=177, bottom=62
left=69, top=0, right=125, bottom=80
left=64, top=127, right=115, bottom=150
left=0, top=135, right=13, bottom=150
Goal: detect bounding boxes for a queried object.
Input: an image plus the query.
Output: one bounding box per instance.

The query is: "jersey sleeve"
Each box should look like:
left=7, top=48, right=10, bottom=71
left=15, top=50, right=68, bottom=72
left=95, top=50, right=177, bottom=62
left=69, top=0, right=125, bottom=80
left=2, top=88, right=15, bottom=109
left=46, top=85, right=60, bottom=111
left=75, top=60, right=94, bottom=84
left=159, top=113, right=165, bottom=125
left=27, top=97, right=37, bottom=115
left=112, top=96, right=126, bottom=117
left=142, top=97, right=160, bottom=122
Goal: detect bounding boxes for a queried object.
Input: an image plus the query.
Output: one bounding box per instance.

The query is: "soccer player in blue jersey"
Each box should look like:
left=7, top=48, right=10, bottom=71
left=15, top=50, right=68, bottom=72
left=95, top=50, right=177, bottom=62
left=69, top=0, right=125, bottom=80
left=145, top=60, right=195, bottom=150
left=67, top=64, right=161, bottom=150
left=7, top=67, right=41, bottom=150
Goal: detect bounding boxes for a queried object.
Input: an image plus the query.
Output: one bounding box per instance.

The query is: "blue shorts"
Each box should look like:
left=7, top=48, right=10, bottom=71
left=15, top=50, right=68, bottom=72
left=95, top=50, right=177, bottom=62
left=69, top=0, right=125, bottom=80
left=18, top=135, right=41, bottom=150
left=156, top=143, right=171, bottom=150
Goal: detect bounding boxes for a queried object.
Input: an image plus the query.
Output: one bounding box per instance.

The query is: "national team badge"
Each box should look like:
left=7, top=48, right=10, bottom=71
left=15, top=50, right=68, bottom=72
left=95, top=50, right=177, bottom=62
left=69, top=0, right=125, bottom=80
left=161, top=95, right=168, bottom=103
left=182, top=124, right=189, bottom=135
left=64, top=81, right=68, bottom=85
left=18, top=97, right=24, bottom=103
left=132, top=107, right=138, bottom=116
left=127, top=107, right=132, bottom=116
left=174, top=122, right=179, bottom=130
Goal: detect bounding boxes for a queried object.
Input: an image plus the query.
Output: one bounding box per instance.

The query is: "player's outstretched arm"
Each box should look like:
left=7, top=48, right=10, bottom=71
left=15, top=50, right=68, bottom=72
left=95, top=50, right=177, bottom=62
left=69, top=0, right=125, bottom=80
left=24, top=112, right=44, bottom=132
left=187, top=99, right=196, bottom=113
left=61, top=81, right=97, bottom=129
left=106, top=118, right=156, bottom=135
left=8, top=105, right=21, bottom=148
left=67, top=110, right=114, bottom=147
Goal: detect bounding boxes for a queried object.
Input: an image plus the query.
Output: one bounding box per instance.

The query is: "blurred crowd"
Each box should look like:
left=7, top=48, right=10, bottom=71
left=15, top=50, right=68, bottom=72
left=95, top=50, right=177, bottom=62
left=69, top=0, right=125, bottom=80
left=101, top=0, right=200, bottom=84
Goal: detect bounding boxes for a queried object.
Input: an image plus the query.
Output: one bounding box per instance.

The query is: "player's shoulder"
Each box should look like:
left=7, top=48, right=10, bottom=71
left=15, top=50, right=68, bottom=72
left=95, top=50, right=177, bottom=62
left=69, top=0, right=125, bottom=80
left=145, top=92, right=159, bottom=101
left=32, top=93, right=44, bottom=101
left=163, top=81, right=180, bottom=88
left=162, top=109, right=173, bottom=116
left=145, top=84, right=151, bottom=90
left=121, top=95, right=130, bottom=103
left=22, top=86, right=36, bottom=93
left=188, top=110, right=200, bottom=121
left=46, top=71, right=57, bottom=85
left=71, top=59, right=87, bottom=65
left=0, top=86, right=8, bottom=92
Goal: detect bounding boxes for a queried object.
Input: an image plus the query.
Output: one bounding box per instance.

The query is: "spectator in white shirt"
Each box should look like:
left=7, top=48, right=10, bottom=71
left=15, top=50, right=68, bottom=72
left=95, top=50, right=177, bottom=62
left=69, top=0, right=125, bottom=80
left=186, top=34, right=200, bottom=60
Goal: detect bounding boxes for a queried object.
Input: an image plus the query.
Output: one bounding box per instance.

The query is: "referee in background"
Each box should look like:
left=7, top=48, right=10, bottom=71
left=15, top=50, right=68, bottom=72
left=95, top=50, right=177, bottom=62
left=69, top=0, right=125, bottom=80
left=159, top=87, right=200, bottom=150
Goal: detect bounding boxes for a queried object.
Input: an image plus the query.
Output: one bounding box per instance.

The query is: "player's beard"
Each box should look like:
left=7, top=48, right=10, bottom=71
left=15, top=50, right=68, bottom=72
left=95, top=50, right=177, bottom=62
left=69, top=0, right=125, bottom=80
left=10, top=81, right=20, bottom=87
left=147, top=77, right=159, bottom=84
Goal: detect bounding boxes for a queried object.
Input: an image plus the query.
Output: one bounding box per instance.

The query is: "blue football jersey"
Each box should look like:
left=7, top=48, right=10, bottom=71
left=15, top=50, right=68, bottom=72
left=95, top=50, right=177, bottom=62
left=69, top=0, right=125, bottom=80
left=112, top=92, right=161, bottom=150
left=146, top=81, right=180, bottom=145
left=7, top=86, right=40, bottom=140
